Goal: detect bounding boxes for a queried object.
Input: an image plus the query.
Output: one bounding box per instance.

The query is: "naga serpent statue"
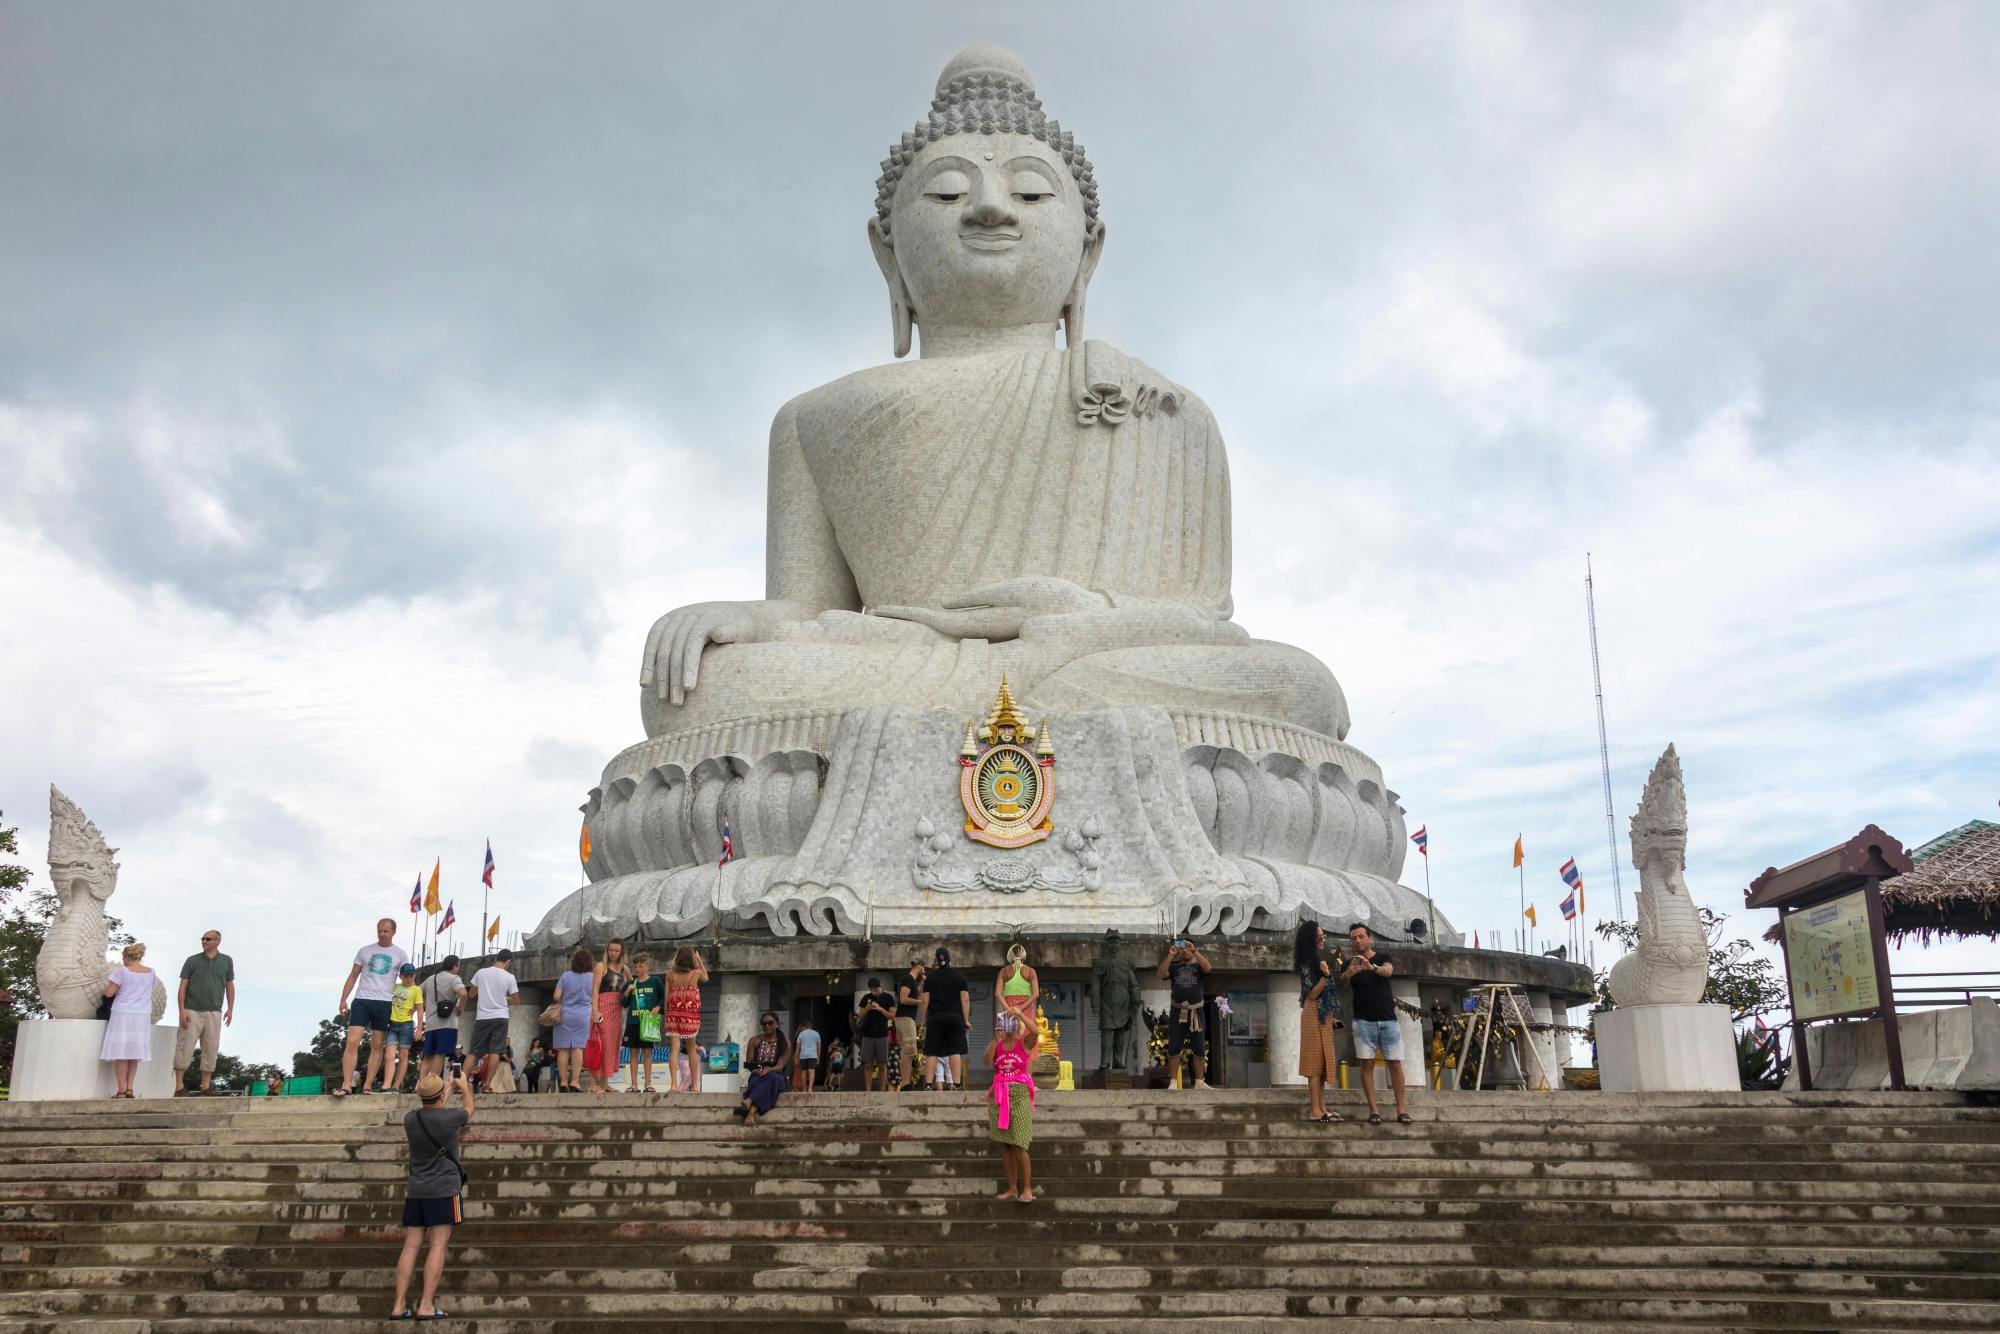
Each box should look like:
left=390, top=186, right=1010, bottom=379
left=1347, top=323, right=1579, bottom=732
left=39, top=786, right=166, bottom=1022
left=1606, top=745, right=1708, bottom=1007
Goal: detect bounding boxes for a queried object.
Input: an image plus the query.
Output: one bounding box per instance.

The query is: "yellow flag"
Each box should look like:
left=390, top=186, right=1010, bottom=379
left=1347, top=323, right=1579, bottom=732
left=579, top=819, right=593, bottom=864
left=1523, top=903, right=1537, bottom=927
left=1512, top=835, right=1524, bottom=869
left=424, top=858, right=442, bottom=915
left=487, top=915, right=501, bottom=942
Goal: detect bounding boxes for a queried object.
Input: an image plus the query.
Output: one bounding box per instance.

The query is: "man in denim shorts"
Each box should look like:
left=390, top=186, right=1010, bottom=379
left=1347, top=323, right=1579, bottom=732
left=1344, top=923, right=1411, bottom=1125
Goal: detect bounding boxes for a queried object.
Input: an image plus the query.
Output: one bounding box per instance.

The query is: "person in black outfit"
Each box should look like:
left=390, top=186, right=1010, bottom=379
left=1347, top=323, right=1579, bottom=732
left=918, top=946, right=971, bottom=1089
left=894, top=961, right=925, bottom=1090
left=1344, top=923, right=1410, bottom=1124
left=1156, top=937, right=1214, bottom=1089
left=855, top=978, right=896, bottom=1090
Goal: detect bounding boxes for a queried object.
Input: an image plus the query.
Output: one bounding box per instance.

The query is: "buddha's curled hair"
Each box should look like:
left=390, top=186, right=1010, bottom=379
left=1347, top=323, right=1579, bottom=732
left=874, top=73, right=1100, bottom=235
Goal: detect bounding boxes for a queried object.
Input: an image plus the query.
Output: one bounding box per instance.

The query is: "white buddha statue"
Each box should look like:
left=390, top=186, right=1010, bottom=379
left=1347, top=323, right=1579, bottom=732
left=637, top=42, right=1346, bottom=746
left=531, top=44, right=1449, bottom=951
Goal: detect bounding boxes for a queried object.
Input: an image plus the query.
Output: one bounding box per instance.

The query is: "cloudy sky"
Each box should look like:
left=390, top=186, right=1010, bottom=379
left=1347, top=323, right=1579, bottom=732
left=3, top=4, right=1996, bottom=1067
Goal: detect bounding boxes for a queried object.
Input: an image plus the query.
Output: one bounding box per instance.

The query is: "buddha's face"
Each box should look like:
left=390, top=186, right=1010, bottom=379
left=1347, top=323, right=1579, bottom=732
left=881, top=133, right=1099, bottom=330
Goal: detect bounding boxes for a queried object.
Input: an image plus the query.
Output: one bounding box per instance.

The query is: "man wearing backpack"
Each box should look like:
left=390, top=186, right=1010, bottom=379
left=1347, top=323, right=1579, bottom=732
left=418, top=955, right=465, bottom=1081
left=391, top=1070, right=473, bottom=1320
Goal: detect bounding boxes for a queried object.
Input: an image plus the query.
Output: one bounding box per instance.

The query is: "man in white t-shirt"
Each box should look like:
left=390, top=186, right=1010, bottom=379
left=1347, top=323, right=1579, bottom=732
left=336, top=918, right=410, bottom=1096
left=467, top=949, right=525, bottom=1089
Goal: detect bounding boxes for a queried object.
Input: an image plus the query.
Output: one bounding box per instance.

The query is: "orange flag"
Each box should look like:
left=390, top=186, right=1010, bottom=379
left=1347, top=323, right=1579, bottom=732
left=579, top=819, right=593, bottom=865
left=423, top=858, right=442, bottom=915
left=1512, top=835, right=1524, bottom=869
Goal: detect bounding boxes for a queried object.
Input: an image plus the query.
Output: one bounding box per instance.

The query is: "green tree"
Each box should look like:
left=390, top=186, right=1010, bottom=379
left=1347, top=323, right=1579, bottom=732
left=293, top=1013, right=370, bottom=1082
left=1592, top=908, right=1787, bottom=1021
left=184, top=1053, right=287, bottom=1095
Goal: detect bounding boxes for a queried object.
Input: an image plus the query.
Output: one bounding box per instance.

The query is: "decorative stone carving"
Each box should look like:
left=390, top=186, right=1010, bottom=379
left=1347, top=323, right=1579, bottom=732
left=39, top=787, right=165, bottom=1022
left=1607, top=745, right=1708, bottom=1007
left=913, top=814, right=1102, bottom=894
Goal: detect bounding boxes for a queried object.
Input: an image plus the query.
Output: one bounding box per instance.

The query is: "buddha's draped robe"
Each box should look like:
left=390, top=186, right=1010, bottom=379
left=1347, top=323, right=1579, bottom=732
left=641, top=340, right=1347, bottom=741
left=805, top=341, right=1230, bottom=617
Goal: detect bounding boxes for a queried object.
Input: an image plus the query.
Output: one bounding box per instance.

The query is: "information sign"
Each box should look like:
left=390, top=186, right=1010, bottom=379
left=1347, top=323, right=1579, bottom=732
left=1783, top=886, right=1882, bottom=1021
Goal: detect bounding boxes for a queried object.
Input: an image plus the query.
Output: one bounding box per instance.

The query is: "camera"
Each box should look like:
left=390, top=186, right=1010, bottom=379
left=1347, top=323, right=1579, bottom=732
left=448, top=1055, right=464, bottom=1080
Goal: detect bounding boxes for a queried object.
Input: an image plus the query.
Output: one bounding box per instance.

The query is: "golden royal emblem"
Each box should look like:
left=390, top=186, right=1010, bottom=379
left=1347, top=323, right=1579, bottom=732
left=959, top=676, right=1055, bottom=849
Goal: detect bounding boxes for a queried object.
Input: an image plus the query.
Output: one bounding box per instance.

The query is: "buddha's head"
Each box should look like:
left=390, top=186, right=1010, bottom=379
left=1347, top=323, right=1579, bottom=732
left=871, top=43, right=1105, bottom=356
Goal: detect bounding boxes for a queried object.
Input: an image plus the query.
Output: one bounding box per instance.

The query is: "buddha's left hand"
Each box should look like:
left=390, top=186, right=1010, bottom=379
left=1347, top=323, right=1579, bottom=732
left=873, top=577, right=1107, bottom=641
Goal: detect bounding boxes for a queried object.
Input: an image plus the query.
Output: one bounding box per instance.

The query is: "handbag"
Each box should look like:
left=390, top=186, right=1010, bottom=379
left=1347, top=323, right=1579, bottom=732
left=638, top=1009, right=664, bottom=1045
left=537, top=1001, right=562, bottom=1027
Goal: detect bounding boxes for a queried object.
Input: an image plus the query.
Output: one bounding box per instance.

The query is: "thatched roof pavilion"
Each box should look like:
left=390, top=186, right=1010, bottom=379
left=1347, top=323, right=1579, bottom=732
left=1886, top=819, right=2000, bottom=944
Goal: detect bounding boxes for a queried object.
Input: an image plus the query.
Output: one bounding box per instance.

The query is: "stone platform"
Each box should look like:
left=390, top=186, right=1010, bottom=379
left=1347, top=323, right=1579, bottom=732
left=0, top=1088, right=1996, bottom=1329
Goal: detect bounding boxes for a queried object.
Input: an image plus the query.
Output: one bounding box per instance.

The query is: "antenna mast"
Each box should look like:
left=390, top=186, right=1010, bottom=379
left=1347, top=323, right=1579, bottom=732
left=1586, top=553, right=1626, bottom=924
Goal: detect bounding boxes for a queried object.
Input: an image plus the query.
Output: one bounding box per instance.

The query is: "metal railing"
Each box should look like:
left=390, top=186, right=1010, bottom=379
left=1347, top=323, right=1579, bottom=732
left=1892, top=970, right=2000, bottom=1010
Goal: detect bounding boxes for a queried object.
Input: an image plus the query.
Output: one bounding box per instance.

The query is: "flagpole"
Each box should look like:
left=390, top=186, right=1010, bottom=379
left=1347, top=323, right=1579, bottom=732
left=1420, top=847, right=1436, bottom=946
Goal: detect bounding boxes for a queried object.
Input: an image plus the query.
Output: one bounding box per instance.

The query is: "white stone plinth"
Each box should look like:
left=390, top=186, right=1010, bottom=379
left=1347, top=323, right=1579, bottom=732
left=1597, top=1003, right=1738, bottom=1092
left=716, top=973, right=761, bottom=1056
left=10, top=1018, right=178, bottom=1101
left=1266, top=971, right=1302, bottom=1086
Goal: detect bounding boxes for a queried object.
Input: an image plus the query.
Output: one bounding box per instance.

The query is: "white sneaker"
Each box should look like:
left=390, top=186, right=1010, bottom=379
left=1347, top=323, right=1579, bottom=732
left=1193, top=1080, right=1216, bottom=1091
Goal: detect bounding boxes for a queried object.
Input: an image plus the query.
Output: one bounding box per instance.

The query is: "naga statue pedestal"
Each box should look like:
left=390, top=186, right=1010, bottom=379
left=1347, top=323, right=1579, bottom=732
left=9, top=1019, right=178, bottom=1102
left=1596, top=1003, right=1738, bottom=1093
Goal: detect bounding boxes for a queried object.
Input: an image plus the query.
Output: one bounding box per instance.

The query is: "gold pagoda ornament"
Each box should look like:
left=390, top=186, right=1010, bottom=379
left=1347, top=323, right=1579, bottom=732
left=959, top=676, right=1056, bottom=849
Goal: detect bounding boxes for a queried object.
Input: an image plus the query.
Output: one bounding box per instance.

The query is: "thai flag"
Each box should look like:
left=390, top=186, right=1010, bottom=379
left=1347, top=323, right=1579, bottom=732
left=1559, top=890, right=1578, bottom=921
left=1410, top=826, right=1428, bottom=857
left=718, top=822, right=734, bottom=868
left=409, top=877, right=422, bottom=914
left=1560, top=858, right=1582, bottom=890
left=482, top=839, right=495, bottom=888
left=441, top=901, right=456, bottom=931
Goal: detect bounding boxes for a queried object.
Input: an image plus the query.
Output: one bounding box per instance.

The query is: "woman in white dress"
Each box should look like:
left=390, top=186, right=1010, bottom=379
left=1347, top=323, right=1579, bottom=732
left=100, top=942, right=157, bottom=1098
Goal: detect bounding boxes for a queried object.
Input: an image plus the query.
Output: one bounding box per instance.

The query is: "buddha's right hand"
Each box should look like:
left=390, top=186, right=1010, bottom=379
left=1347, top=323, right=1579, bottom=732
left=641, top=601, right=761, bottom=706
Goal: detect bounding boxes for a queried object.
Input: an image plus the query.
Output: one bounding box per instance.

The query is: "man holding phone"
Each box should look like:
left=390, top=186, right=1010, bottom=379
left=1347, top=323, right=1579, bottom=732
left=1344, top=923, right=1411, bottom=1125
left=1156, top=936, right=1213, bottom=1090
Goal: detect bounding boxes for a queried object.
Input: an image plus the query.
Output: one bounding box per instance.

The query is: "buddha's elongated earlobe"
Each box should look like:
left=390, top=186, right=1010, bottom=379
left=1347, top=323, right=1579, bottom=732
left=1063, top=218, right=1107, bottom=349
left=867, top=217, right=914, bottom=358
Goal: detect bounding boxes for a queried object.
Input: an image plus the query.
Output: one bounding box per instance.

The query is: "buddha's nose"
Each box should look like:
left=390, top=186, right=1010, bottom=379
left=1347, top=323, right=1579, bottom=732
left=964, top=176, right=1017, bottom=228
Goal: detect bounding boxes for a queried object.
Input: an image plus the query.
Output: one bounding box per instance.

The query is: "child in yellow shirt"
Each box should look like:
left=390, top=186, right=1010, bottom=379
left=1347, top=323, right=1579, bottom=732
left=383, top=964, right=426, bottom=1094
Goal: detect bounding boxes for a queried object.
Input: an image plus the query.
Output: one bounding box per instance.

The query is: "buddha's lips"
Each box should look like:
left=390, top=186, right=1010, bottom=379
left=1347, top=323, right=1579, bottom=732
left=960, top=231, right=1021, bottom=249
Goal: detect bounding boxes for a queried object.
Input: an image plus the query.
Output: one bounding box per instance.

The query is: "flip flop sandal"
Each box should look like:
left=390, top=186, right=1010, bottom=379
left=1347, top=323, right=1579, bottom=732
left=1367, top=1112, right=1383, bottom=1125
left=1397, top=1113, right=1414, bottom=1124
left=414, top=1310, right=449, bottom=1321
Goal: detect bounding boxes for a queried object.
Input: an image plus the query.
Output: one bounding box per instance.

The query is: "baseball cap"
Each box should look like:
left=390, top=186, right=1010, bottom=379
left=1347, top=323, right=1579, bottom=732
left=398, top=963, right=416, bottom=976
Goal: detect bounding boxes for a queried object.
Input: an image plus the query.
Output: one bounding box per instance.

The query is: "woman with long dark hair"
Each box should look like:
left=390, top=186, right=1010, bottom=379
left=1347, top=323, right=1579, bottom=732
left=1293, top=919, right=1344, bottom=1123
left=733, top=1011, right=791, bottom=1126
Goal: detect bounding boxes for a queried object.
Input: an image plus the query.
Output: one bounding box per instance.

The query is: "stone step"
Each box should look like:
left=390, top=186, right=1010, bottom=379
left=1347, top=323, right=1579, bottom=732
left=4, top=1234, right=1997, bottom=1283
left=8, top=1216, right=2000, bottom=1254
left=9, top=1125, right=1999, bottom=1161
left=3, top=1285, right=1998, bottom=1329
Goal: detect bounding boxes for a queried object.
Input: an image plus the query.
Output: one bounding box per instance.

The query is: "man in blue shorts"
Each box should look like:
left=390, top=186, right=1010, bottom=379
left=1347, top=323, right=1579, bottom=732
left=1344, top=922, right=1411, bottom=1125
left=390, top=1070, right=472, bottom=1319
left=335, top=918, right=408, bottom=1096
left=419, top=955, right=465, bottom=1080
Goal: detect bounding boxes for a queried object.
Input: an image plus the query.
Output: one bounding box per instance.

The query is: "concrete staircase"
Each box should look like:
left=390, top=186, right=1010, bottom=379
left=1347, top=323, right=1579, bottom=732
left=0, top=1088, right=1996, bottom=1331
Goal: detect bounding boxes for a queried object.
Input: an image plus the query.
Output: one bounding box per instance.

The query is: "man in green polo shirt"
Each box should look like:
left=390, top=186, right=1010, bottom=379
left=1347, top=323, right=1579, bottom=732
left=174, top=929, right=236, bottom=1094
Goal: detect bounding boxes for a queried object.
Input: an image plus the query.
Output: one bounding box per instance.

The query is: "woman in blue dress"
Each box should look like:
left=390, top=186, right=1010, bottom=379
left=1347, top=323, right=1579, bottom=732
left=552, top=947, right=595, bottom=1093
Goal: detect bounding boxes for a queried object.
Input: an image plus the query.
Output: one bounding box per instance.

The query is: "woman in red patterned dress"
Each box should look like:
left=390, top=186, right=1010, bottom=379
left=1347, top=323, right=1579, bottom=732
left=663, top=946, right=708, bottom=1093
